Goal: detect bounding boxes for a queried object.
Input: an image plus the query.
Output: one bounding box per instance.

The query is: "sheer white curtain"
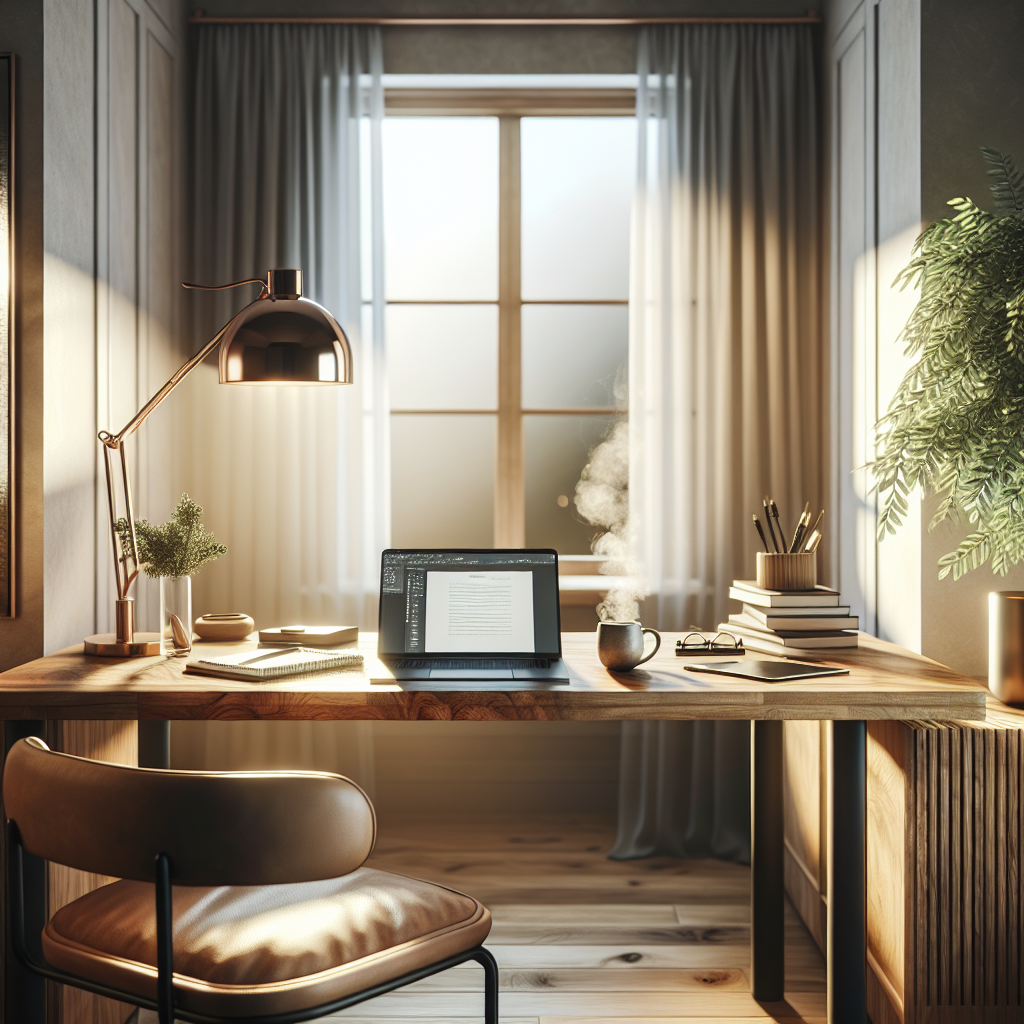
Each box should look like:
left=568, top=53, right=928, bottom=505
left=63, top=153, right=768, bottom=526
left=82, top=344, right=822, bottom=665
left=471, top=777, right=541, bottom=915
left=173, top=25, right=386, bottom=785
left=612, top=24, right=822, bottom=860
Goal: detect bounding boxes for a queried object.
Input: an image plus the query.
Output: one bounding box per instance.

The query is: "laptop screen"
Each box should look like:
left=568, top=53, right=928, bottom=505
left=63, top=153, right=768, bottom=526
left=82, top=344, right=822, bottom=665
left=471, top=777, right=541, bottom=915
left=378, top=549, right=561, bottom=657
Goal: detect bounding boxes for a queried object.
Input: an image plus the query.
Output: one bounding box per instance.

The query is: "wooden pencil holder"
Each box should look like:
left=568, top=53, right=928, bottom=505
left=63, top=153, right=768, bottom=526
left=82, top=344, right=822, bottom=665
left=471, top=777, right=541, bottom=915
left=756, top=551, right=817, bottom=591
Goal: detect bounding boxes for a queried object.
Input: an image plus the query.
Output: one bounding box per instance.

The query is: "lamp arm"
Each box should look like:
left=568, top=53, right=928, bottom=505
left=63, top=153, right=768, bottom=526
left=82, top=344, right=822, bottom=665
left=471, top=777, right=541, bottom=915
left=96, top=305, right=240, bottom=623
left=103, top=319, right=230, bottom=448
left=105, top=276, right=267, bottom=446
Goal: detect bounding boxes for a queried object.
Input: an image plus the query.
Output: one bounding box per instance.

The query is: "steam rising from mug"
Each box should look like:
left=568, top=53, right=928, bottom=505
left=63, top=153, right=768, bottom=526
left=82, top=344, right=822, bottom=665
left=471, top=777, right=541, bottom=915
left=574, top=419, right=650, bottom=621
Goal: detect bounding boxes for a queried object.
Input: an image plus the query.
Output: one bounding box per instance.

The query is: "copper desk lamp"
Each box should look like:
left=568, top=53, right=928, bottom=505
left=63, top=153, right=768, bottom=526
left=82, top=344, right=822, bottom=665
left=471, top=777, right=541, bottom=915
left=85, top=269, right=353, bottom=657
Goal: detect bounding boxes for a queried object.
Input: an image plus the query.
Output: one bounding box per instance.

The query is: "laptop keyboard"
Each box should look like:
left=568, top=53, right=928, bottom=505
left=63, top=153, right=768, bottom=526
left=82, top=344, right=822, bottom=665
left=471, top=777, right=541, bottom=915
left=393, top=658, right=552, bottom=670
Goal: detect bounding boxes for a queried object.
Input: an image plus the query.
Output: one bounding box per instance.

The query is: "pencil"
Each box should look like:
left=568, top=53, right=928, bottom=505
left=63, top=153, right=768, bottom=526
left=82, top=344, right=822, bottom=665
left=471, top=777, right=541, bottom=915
left=769, top=500, right=786, bottom=552
left=763, top=497, right=781, bottom=552
left=752, top=514, right=770, bottom=553
left=790, top=502, right=810, bottom=553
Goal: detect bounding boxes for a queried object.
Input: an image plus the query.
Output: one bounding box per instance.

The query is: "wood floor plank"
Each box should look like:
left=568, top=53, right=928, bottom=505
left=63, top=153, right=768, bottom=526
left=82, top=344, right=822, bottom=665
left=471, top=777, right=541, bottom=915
left=484, top=943, right=751, bottom=969
left=419, top=884, right=745, bottom=905
left=487, top=923, right=750, bottom=945
left=674, top=904, right=749, bottom=925
left=427, top=959, right=822, bottom=994
left=325, top=989, right=824, bottom=1016
left=538, top=1018, right=824, bottom=1024
left=397, top=966, right=747, bottom=993
left=492, top=905, right=679, bottom=924
left=540, top=1015, right=827, bottom=1024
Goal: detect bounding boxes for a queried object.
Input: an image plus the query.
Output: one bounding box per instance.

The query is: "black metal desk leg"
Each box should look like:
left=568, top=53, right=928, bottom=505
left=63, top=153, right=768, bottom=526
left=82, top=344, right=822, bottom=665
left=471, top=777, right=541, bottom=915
left=751, top=719, right=784, bottom=1001
left=4, top=721, right=47, bottom=1024
left=828, top=720, right=867, bottom=1024
left=138, top=720, right=171, bottom=768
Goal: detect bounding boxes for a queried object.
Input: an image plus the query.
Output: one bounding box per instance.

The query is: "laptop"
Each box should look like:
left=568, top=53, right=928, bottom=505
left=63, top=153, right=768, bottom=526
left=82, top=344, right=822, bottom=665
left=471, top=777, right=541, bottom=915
left=377, top=548, right=570, bottom=682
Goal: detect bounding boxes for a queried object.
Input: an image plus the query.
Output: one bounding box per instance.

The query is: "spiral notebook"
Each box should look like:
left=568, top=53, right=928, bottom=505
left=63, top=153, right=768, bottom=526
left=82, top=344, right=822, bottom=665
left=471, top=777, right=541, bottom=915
left=184, top=646, right=364, bottom=681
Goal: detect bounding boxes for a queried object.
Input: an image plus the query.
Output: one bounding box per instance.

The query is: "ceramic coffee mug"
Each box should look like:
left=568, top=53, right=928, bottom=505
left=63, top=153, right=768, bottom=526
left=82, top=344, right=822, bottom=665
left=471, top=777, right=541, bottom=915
left=597, top=620, right=662, bottom=672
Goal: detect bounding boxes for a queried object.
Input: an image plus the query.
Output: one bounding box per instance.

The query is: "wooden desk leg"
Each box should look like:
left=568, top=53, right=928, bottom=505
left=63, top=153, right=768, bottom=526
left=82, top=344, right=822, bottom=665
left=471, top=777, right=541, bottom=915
left=751, top=719, right=784, bottom=1001
left=829, top=720, right=867, bottom=1024
left=3, top=721, right=47, bottom=1024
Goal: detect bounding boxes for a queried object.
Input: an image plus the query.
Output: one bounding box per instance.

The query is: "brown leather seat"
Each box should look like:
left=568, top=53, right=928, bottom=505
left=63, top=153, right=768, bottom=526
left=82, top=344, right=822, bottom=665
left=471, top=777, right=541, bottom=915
left=43, top=868, right=490, bottom=1018
left=2, top=737, right=496, bottom=1023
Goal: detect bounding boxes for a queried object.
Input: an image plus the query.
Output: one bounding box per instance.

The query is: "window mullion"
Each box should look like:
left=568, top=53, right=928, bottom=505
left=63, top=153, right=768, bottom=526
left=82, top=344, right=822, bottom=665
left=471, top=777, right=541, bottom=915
left=495, top=115, right=524, bottom=547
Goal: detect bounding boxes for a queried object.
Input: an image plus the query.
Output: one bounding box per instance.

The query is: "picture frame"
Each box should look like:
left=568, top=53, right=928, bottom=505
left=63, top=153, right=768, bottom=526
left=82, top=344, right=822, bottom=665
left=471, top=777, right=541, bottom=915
left=0, top=53, right=14, bottom=617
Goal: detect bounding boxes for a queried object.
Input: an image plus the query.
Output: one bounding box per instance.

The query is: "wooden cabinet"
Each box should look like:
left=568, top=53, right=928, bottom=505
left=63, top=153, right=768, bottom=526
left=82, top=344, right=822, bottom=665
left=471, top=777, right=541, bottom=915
left=784, top=706, right=1024, bottom=1022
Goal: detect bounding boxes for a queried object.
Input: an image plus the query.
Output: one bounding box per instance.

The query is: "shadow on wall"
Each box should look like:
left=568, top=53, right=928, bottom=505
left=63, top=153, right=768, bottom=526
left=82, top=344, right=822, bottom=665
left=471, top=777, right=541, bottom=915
left=171, top=719, right=621, bottom=819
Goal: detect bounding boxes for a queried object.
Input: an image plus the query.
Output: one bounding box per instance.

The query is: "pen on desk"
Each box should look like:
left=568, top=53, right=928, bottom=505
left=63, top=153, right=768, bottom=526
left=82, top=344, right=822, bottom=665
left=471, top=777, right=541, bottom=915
left=790, top=502, right=810, bottom=553
left=752, top=513, right=770, bottom=552
left=763, top=496, right=781, bottom=552
left=769, top=500, right=786, bottom=552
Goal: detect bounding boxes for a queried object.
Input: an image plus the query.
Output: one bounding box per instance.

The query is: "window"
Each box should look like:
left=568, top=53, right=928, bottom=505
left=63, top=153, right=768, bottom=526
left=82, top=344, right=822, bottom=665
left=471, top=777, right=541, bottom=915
left=382, top=91, right=635, bottom=555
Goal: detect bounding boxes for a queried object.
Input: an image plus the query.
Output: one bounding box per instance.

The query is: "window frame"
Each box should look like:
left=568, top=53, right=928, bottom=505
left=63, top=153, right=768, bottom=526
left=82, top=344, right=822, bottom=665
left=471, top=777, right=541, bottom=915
left=385, top=87, right=633, bottom=549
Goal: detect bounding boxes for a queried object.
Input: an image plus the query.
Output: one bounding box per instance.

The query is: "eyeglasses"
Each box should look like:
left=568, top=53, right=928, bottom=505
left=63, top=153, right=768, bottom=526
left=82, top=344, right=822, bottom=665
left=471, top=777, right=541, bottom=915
left=676, top=631, right=742, bottom=653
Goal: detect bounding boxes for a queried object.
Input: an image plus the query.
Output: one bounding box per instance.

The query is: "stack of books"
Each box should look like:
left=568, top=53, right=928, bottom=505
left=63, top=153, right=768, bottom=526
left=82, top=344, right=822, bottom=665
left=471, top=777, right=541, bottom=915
left=717, top=580, right=858, bottom=655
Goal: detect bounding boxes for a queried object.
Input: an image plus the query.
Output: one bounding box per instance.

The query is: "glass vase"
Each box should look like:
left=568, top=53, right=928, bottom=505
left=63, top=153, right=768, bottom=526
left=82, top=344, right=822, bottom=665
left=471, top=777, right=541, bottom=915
left=159, top=575, right=192, bottom=656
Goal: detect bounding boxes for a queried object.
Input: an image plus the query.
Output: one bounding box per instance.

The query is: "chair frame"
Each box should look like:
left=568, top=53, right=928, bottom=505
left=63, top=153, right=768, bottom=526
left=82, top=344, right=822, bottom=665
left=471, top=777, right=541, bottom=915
left=7, top=822, right=499, bottom=1024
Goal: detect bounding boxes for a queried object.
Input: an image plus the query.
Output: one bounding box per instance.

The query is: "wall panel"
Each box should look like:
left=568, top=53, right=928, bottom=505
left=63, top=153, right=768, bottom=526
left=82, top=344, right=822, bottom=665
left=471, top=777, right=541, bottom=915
left=95, top=0, right=180, bottom=639
left=831, top=0, right=876, bottom=635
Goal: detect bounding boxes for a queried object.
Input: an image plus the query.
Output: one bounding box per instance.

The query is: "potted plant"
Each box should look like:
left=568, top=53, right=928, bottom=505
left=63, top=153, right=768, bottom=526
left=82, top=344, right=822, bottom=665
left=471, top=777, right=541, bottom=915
left=116, top=493, right=227, bottom=655
left=872, top=148, right=1024, bottom=697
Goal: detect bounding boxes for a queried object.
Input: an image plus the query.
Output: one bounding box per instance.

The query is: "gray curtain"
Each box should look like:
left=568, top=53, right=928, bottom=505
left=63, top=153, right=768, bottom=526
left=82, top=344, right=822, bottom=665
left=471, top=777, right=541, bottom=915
left=184, top=23, right=387, bottom=631
left=609, top=721, right=751, bottom=861
left=612, top=24, right=821, bottom=862
left=174, top=24, right=385, bottom=790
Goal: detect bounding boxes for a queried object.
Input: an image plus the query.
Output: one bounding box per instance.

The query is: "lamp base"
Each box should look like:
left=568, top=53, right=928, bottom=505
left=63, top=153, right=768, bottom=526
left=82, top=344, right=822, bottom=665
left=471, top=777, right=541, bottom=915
left=84, top=633, right=161, bottom=657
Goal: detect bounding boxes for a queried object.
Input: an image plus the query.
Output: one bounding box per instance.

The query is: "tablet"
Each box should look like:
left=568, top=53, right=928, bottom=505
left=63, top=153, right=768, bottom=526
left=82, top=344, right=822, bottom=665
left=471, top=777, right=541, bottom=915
left=685, top=660, right=850, bottom=682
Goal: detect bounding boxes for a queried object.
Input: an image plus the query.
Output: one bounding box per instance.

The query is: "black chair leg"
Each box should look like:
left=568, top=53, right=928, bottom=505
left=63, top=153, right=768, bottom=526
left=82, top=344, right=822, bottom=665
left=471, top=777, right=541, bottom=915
left=470, top=947, right=499, bottom=1024
left=155, top=854, right=174, bottom=1024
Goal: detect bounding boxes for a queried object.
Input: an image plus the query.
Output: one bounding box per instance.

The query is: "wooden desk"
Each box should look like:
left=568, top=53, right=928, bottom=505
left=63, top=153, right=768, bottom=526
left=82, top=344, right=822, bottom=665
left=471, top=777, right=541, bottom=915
left=0, top=633, right=986, bottom=1024
left=0, top=632, right=986, bottom=723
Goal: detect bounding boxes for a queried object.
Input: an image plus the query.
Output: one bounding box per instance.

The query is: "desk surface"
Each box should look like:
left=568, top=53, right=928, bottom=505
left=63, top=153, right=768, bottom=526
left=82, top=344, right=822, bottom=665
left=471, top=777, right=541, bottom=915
left=0, top=632, right=986, bottom=722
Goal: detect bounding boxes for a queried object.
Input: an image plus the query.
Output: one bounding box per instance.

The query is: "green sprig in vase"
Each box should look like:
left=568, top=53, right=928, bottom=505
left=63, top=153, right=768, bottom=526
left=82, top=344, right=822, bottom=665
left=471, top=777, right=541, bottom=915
left=116, top=493, right=227, bottom=656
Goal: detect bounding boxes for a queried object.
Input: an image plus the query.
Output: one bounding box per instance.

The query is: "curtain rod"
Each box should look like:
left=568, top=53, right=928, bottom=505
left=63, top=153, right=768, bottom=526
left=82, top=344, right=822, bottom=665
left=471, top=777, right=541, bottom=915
left=189, top=10, right=821, bottom=26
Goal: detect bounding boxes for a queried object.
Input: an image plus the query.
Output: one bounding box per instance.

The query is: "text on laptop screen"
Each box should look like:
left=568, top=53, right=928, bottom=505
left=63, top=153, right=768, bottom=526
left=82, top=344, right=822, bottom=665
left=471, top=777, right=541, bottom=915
left=379, top=550, right=560, bottom=655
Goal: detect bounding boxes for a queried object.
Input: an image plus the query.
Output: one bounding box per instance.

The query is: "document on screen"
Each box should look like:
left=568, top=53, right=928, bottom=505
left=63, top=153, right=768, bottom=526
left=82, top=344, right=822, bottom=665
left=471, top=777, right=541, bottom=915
left=424, top=571, right=535, bottom=653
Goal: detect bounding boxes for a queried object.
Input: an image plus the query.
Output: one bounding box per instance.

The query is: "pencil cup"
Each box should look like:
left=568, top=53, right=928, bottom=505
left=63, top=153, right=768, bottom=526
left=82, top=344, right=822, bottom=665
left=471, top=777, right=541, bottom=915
left=756, top=551, right=816, bottom=591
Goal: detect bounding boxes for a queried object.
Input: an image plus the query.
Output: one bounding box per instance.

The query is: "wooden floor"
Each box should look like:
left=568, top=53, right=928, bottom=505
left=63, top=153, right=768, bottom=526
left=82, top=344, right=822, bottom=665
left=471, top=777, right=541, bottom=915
left=335, top=814, right=824, bottom=1024
left=140, top=814, right=825, bottom=1024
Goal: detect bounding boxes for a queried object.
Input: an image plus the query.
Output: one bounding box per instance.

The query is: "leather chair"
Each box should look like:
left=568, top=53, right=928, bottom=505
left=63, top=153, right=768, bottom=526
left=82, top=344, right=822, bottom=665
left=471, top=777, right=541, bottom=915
left=3, top=737, right=497, bottom=1024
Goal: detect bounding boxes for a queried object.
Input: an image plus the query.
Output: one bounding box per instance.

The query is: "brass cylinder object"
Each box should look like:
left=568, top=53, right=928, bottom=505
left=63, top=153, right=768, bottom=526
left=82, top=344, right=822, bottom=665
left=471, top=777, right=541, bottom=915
left=266, top=268, right=302, bottom=298
left=756, top=551, right=817, bottom=591
left=115, top=598, right=135, bottom=644
left=988, top=591, right=1024, bottom=705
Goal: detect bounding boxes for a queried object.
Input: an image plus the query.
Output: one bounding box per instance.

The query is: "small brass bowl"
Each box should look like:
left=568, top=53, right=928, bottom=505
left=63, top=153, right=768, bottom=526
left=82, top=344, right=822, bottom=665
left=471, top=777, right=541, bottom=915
left=194, top=613, right=254, bottom=642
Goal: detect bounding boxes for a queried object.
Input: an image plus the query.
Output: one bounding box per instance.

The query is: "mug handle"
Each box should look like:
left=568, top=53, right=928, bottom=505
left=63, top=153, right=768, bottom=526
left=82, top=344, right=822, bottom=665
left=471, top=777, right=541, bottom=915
left=636, top=627, right=662, bottom=666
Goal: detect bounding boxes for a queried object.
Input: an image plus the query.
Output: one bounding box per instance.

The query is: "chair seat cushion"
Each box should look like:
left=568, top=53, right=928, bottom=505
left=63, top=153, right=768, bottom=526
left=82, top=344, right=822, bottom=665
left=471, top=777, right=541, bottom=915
left=42, top=867, right=491, bottom=1018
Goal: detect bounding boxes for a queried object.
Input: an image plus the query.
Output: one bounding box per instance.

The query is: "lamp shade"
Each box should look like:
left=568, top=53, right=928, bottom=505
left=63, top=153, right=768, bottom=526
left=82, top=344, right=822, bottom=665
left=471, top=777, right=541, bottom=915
left=217, top=270, right=353, bottom=385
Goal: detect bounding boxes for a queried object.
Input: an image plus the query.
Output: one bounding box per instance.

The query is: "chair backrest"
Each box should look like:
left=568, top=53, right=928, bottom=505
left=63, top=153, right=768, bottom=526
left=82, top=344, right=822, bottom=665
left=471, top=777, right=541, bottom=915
left=3, top=737, right=376, bottom=886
